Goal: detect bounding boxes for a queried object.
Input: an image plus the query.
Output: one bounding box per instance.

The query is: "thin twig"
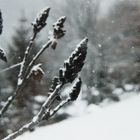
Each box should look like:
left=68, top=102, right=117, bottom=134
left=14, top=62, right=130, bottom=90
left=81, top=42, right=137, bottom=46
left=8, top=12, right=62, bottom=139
left=0, top=7, right=51, bottom=117
left=0, top=62, right=21, bottom=73
left=24, top=40, right=52, bottom=78
left=18, top=32, right=37, bottom=85
left=0, top=33, right=37, bottom=119
left=43, top=98, right=71, bottom=120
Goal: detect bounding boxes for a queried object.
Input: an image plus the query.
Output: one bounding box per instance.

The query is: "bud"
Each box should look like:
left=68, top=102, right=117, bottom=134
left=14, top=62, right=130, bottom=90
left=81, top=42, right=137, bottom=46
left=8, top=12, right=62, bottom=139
left=32, top=7, right=50, bottom=32
left=30, top=64, right=45, bottom=81
left=0, top=48, right=7, bottom=62
left=53, top=16, right=66, bottom=39
left=69, top=77, right=82, bottom=101
left=0, top=10, right=3, bottom=35
left=59, top=37, right=88, bottom=83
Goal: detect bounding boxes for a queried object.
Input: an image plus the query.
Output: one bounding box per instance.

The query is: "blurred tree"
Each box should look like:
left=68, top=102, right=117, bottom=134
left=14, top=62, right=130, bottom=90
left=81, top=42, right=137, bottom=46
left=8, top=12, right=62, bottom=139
left=100, top=0, right=140, bottom=85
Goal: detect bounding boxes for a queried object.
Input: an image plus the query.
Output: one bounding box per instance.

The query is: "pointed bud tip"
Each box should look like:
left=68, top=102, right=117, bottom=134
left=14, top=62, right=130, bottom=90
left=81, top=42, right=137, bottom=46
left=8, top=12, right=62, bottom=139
left=83, top=37, right=88, bottom=43
left=60, top=16, right=66, bottom=22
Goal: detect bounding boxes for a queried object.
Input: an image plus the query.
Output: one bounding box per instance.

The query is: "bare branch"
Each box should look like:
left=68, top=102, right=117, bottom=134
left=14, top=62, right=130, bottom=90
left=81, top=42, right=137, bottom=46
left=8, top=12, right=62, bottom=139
left=0, top=7, right=50, bottom=118
left=0, top=62, right=21, bottom=73
left=24, top=16, right=67, bottom=78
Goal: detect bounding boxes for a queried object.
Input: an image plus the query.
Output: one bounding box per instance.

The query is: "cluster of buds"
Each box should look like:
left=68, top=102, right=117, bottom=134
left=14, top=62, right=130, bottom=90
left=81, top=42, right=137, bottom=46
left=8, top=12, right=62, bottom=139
left=53, top=16, right=66, bottom=39
left=59, top=37, right=88, bottom=83
left=49, top=76, right=59, bottom=93
left=49, top=16, right=66, bottom=50
left=48, top=38, right=88, bottom=101
left=32, top=7, right=50, bottom=32
left=69, top=77, right=82, bottom=101
left=0, top=48, right=7, bottom=62
left=0, top=10, right=3, bottom=35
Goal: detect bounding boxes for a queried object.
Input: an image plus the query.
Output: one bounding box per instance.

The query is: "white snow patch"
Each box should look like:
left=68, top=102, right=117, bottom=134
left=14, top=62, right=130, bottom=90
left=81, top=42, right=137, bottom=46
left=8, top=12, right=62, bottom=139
left=34, top=95, right=47, bottom=103
left=17, top=94, right=140, bottom=140
left=17, top=78, right=23, bottom=86
left=124, top=84, right=134, bottom=91
left=113, top=88, right=123, bottom=95
left=90, top=87, right=100, bottom=96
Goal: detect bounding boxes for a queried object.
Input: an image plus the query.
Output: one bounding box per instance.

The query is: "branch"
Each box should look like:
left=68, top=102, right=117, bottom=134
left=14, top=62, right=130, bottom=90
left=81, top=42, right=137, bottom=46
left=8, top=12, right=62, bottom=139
left=18, top=7, right=50, bottom=86
left=0, top=62, right=21, bottom=73
left=2, top=77, right=82, bottom=140
left=43, top=98, right=71, bottom=120
left=0, top=7, right=50, bottom=118
left=2, top=84, right=63, bottom=140
left=24, top=16, right=66, bottom=78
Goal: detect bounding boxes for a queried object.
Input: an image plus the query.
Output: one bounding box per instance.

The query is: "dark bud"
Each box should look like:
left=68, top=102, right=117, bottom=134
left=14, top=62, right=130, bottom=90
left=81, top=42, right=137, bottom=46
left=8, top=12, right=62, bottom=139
left=0, top=48, right=7, bottom=62
left=0, top=10, right=3, bottom=35
left=49, top=76, right=60, bottom=92
left=69, top=77, right=82, bottom=101
left=59, top=37, right=88, bottom=83
left=53, top=16, right=66, bottom=39
left=32, top=7, right=50, bottom=32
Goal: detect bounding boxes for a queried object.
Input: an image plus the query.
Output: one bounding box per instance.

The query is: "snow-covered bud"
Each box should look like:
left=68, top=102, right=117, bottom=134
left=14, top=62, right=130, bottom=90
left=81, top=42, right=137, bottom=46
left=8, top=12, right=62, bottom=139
left=69, top=77, right=82, bottom=101
left=0, top=48, right=7, bottom=62
left=0, top=10, right=3, bottom=35
left=53, top=16, right=66, bottom=39
left=32, top=7, right=50, bottom=32
left=30, top=64, right=45, bottom=81
left=60, top=37, right=88, bottom=83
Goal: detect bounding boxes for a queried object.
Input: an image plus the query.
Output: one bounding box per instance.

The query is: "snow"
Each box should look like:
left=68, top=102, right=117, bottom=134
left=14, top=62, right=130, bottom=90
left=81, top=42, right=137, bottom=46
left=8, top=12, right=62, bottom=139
left=31, top=64, right=44, bottom=75
left=17, top=78, right=23, bottom=86
left=34, top=95, right=47, bottom=103
left=17, top=94, right=140, bottom=140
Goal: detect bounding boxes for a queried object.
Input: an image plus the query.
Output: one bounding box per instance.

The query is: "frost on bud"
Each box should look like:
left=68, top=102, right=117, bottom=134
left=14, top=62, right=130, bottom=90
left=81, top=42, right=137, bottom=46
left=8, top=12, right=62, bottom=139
left=59, top=37, right=88, bottom=83
left=30, top=64, right=45, bottom=81
left=0, top=48, right=7, bottom=62
left=52, top=16, right=66, bottom=39
left=32, top=7, right=50, bottom=32
left=69, top=77, right=82, bottom=101
left=0, top=10, right=3, bottom=35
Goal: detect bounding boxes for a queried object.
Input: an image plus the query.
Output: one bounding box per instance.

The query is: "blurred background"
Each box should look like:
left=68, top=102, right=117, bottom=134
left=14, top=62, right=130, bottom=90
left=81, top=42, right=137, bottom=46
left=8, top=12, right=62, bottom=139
left=1, top=0, right=140, bottom=138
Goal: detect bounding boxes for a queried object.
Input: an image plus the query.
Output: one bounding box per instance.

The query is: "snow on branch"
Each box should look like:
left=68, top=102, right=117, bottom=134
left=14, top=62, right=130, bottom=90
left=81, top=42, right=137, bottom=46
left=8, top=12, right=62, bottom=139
left=18, top=7, right=50, bottom=86
left=0, top=62, right=21, bottom=73
left=2, top=37, right=88, bottom=140
left=0, top=7, right=51, bottom=118
left=24, top=16, right=67, bottom=77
